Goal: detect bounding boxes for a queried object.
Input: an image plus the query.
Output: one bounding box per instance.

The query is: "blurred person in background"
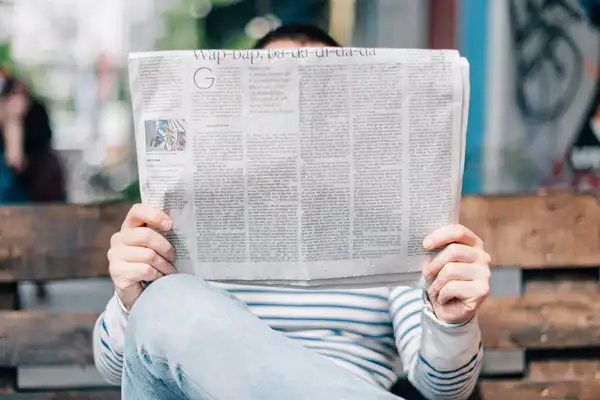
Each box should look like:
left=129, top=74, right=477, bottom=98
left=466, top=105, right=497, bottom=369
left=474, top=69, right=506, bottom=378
left=94, top=24, right=489, bottom=399
left=0, top=71, right=67, bottom=300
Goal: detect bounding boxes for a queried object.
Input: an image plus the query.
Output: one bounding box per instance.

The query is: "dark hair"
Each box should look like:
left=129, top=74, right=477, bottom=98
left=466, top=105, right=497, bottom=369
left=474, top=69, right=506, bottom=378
left=0, top=77, right=16, bottom=98
left=253, top=23, right=340, bottom=49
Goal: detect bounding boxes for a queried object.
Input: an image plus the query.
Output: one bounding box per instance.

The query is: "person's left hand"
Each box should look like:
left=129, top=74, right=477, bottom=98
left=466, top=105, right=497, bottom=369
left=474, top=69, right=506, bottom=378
left=422, top=224, right=491, bottom=325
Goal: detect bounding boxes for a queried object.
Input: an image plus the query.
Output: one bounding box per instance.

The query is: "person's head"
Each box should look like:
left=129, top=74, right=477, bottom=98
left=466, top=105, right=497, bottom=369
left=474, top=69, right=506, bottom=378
left=253, top=23, right=340, bottom=50
left=0, top=77, right=29, bottom=123
left=0, top=76, right=17, bottom=98
left=0, top=77, right=16, bottom=123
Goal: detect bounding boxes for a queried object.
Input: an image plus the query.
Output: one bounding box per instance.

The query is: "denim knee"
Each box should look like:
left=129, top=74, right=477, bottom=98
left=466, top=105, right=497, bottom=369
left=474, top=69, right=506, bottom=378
left=126, top=273, right=247, bottom=354
left=134, top=274, right=208, bottom=310
left=132, top=273, right=245, bottom=316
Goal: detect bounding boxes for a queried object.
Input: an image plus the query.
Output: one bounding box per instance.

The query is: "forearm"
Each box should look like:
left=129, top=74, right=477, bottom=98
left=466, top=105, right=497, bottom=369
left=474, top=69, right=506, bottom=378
left=409, top=305, right=482, bottom=400
left=93, top=293, right=130, bottom=385
left=390, top=288, right=482, bottom=400
left=2, top=117, right=24, bottom=160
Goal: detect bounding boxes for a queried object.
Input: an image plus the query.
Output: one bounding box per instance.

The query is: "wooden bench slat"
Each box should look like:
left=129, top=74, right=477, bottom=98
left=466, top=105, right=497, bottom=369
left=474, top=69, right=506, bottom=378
left=478, top=379, right=600, bottom=400
left=0, top=204, right=129, bottom=282
left=1, top=283, right=19, bottom=393
left=478, top=360, right=600, bottom=400
left=0, top=286, right=597, bottom=365
left=0, top=190, right=596, bottom=281
left=480, top=289, right=600, bottom=349
left=528, top=360, right=600, bottom=381
left=0, top=312, right=97, bottom=366
left=461, top=191, right=600, bottom=268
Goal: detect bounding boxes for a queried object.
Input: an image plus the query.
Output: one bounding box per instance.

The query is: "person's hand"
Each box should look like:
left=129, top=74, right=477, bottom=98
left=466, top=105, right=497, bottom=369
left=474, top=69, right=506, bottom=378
left=108, top=204, right=176, bottom=310
left=4, top=93, right=28, bottom=120
left=422, top=224, right=491, bottom=325
left=4, top=145, right=25, bottom=172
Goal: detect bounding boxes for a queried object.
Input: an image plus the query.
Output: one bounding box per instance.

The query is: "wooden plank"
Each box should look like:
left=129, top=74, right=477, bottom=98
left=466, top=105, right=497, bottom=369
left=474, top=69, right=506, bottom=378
left=18, top=365, right=113, bottom=390
left=478, top=379, right=600, bottom=400
left=0, top=293, right=596, bottom=366
left=0, top=191, right=597, bottom=280
left=480, top=289, right=600, bottom=349
left=0, top=283, right=597, bottom=368
left=0, top=390, right=120, bottom=399
left=0, top=283, right=18, bottom=394
left=478, top=360, right=600, bottom=400
left=460, top=191, right=600, bottom=268
left=524, top=269, right=600, bottom=294
left=528, top=360, right=600, bottom=381
left=0, top=312, right=97, bottom=366
left=0, top=203, right=130, bottom=281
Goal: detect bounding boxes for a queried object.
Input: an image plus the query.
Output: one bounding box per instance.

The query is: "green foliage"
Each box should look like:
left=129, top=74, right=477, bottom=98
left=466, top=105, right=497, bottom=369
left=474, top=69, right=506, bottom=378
left=155, top=8, right=200, bottom=50
left=223, top=33, right=255, bottom=50
left=210, top=0, right=244, bottom=7
left=0, top=42, right=11, bottom=65
left=121, top=179, right=142, bottom=202
left=0, top=42, right=19, bottom=75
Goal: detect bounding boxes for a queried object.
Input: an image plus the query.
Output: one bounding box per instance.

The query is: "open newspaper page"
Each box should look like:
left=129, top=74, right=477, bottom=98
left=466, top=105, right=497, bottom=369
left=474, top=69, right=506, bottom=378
left=128, top=48, right=469, bottom=288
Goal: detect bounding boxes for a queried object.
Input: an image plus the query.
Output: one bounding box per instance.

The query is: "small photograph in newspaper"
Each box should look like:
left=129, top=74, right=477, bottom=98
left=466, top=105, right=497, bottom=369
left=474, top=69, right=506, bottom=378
left=144, top=119, right=187, bottom=153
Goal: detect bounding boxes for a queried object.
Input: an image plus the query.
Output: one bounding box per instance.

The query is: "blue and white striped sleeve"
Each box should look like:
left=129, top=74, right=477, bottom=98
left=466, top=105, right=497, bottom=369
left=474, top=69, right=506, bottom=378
left=388, top=286, right=483, bottom=400
left=92, top=293, right=130, bottom=385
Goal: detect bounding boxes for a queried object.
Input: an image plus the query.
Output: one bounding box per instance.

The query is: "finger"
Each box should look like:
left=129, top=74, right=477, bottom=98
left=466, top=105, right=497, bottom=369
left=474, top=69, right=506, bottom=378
left=112, top=261, right=164, bottom=284
left=110, top=245, right=175, bottom=276
left=122, top=204, right=172, bottom=231
left=423, top=224, right=483, bottom=251
left=428, top=262, right=480, bottom=297
left=423, top=243, right=481, bottom=279
left=115, top=227, right=175, bottom=262
left=437, top=280, right=489, bottom=306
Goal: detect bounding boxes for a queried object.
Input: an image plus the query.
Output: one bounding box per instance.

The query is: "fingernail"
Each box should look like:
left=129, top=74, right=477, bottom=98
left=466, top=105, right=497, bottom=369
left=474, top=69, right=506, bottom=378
left=161, top=219, right=172, bottom=230
left=423, top=238, right=433, bottom=249
left=422, top=264, right=431, bottom=279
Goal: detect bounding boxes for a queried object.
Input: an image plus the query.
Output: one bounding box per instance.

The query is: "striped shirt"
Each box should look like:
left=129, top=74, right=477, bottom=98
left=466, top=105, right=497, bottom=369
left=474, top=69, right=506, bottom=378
left=94, top=283, right=483, bottom=399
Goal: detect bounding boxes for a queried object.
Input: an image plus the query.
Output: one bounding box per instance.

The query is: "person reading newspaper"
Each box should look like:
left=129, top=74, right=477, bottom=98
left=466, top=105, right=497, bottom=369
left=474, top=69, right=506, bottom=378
left=94, top=24, right=490, bottom=399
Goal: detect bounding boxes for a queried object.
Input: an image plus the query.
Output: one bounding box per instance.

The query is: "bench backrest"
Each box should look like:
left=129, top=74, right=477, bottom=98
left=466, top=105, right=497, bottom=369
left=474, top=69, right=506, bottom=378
left=0, top=191, right=598, bottom=398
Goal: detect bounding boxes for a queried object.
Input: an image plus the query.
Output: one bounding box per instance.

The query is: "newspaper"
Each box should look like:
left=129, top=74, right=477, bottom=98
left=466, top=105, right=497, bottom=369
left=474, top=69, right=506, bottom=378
left=128, top=47, right=470, bottom=289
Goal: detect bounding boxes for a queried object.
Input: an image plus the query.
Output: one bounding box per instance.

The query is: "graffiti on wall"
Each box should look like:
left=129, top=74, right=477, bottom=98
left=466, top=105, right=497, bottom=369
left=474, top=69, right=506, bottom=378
left=509, top=0, right=600, bottom=195
left=510, top=0, right=584, bottom=123
left=567, top=0, right=600, bottom=192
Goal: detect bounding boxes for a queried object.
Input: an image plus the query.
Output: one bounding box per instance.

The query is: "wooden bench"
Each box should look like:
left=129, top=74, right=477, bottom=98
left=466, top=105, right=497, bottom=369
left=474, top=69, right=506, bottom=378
left=0, top=191, right=598, bottom=399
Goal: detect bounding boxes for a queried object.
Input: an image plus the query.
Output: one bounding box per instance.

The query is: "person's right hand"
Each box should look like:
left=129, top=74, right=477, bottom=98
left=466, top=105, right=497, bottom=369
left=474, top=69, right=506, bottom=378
left=108, top=204, right=176, bottom=310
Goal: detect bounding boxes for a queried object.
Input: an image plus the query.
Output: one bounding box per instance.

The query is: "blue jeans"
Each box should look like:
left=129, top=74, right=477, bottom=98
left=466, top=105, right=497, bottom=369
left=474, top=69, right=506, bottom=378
left=122, top=274, right=401, bottom=399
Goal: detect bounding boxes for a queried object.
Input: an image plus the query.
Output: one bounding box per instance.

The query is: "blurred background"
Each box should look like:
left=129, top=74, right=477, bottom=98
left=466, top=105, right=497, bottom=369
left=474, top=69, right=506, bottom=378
left=1, top=0, right=600, bottom=391
left=2, top=0, right=600, bottom=203
left=1, top=0, right=430, bottom=205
